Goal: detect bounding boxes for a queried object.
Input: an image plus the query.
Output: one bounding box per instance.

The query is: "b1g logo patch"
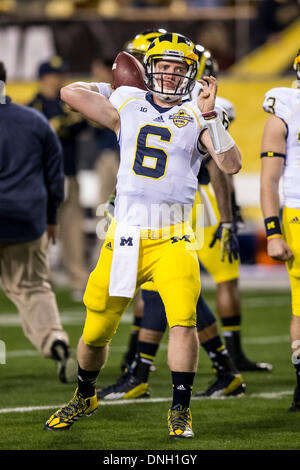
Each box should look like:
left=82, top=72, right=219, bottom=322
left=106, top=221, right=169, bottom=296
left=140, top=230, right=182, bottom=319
left=169, top=110, right=193, bottom=128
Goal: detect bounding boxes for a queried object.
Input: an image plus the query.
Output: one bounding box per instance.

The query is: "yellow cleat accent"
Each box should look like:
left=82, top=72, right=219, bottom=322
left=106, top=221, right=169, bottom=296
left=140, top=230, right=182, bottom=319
left=97, top=374, right=150, bottom=400
left=168, top=405, right=194, bottom=439
left=44, top=387, right=98, bottom=431
left=123, top=382, right=149, bottom=399
left=223, top=374, right=244, bottom=396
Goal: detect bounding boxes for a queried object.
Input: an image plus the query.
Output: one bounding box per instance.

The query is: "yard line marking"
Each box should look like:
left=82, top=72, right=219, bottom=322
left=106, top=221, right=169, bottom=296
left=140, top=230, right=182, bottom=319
left=0, top=311, right=133, bottom=327
left=0, top=391, right=294, bottom=414
left=5, top=333, right=290, bottom=359
left=0, top=295, right=292, bottom=327
left=243, top=334, right=290, bottom=344
left=242, top=297, right=290, bottom=308
left=6, top=350, right=40, bottom=358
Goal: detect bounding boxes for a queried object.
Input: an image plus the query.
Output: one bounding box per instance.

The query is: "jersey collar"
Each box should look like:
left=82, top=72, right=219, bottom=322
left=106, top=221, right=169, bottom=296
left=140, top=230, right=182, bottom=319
left=146, top=92, right=178, bottom=114
left=145, top=92, right=191, bottom=114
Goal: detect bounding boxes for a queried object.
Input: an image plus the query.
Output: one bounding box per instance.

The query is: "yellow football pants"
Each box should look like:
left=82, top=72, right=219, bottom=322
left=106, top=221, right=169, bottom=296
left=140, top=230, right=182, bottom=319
left=142, top=186, right=239, bottom=293
left=282, top=207, right=300, bottom=317
left=82, top=220, right=201, bottom=347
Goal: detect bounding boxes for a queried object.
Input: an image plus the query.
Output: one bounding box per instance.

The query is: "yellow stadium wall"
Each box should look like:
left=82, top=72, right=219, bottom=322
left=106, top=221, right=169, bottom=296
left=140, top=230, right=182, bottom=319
left=6, top=81, right=39, bottom=105
left=218, top=76, right=293, bottom=173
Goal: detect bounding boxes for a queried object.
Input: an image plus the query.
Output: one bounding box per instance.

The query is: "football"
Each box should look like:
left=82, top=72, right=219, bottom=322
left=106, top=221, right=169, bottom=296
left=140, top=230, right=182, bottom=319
left=112, top=51, right=147, bottom=91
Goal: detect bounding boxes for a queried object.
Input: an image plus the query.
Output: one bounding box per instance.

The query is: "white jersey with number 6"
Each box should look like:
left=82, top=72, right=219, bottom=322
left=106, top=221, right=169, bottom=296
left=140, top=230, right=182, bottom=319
left=109, top=86, right=221, bottom=228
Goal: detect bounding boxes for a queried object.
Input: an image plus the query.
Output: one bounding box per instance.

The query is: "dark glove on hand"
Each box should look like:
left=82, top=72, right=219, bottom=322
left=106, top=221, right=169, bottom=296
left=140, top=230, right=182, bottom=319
left=209, top=222, right=240, bottom=263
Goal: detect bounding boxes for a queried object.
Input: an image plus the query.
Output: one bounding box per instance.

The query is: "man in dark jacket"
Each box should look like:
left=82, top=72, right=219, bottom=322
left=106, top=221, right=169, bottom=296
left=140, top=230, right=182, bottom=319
left=0, top=62, right=76, bottom=383
left=28, top=57, right=89, bottom=300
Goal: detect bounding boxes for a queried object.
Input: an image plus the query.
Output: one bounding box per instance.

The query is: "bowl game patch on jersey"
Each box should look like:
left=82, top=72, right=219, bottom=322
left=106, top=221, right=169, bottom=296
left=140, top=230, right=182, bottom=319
left=168, top=109, right=194, bottom=128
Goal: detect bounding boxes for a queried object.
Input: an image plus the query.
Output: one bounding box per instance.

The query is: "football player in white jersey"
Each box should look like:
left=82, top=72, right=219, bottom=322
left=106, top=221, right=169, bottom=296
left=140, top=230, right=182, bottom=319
left=97, top=42, right=246, bottom=402
left=260, top=50, right=300, bottom=411
left=44, top=33, right=241, bottom=438
left=113, top=32, right=243, bottom=383
left=189, top=50, right=273, bottom=373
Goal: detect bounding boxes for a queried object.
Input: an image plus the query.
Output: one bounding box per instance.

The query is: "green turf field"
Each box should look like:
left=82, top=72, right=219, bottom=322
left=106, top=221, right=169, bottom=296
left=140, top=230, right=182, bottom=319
left=1, top=287, right=300, bottom=450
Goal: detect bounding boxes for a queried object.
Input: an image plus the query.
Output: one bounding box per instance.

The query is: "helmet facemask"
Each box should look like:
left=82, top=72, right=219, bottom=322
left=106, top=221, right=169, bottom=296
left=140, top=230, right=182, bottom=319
left=145, top=54, right=198, bottom=102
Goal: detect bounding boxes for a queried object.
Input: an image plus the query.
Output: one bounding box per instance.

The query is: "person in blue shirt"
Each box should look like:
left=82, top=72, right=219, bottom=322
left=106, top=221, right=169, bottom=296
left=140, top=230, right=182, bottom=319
left=0, top=61, right=76, bottom=383
left=28, top=57, right=89, bottom=300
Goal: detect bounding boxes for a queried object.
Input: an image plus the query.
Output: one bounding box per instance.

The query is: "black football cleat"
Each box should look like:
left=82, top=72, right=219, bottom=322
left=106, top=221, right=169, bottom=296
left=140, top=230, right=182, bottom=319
left=233, top=354, right=273, bottom=372
left=97, top=372, right=149, bottom=400
left=196, top=372, right=246, bottom=398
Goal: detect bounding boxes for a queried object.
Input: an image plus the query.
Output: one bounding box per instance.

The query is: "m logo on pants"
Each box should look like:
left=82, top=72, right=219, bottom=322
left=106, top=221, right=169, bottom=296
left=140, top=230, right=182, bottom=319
left=120, top=237, right=133, bottom=246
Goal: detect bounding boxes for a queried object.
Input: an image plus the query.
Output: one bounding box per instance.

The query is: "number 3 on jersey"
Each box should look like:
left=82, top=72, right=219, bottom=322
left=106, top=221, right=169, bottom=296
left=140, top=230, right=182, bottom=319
left=133, top=124, right=172, bottom=179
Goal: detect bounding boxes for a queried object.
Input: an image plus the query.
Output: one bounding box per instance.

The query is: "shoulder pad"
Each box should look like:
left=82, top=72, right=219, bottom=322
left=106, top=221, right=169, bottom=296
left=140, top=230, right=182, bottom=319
left=263, top=87, right=296, bottom=121
left=94, top=82, right=112, bottom=98
left=215, top=104, right=230, bottom=130
left=216, top=96, right=235, bottom=122
left=109, top=86, right=146, bottom=111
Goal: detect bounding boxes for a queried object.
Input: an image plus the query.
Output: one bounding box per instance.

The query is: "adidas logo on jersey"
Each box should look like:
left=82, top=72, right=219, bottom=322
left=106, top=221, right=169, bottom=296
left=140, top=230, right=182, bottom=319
left=153, top=115, right=164, bottom=122
left=289, top=217, right=300, bottom=224
left=105, top=242, right=113, bottom=251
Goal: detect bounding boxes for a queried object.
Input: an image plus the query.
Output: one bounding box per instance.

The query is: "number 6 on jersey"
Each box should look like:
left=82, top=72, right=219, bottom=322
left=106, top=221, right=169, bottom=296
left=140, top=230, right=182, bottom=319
left=133, top=124, right=172, bottom=179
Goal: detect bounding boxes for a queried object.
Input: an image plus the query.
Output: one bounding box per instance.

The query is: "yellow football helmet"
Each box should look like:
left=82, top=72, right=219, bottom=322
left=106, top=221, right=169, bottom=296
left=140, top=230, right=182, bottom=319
left=293, top=49, right=300, bottom=80
left=144, top=32, right=199, bottom=101
left=125, top=29, right=167, bottom=64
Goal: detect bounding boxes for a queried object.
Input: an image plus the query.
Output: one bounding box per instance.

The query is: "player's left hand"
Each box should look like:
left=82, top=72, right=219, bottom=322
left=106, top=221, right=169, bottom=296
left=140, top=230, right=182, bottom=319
left=197, top=76, right=217, bottom=114
left=267, top=237, right=293, bottom=261
left=210, top=222, right=239, bottom=263
left=47, top=225, right=57, bottom=245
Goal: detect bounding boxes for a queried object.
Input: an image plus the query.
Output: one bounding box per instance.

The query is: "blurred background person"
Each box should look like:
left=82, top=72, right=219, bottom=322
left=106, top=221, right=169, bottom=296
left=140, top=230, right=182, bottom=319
left=27, top=57, right=89, bottom=301
left=0, top=61, right=76, bottom=383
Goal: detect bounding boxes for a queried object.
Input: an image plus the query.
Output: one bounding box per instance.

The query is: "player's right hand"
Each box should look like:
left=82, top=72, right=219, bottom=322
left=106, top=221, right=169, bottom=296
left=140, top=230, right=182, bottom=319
left=197, top=76, right=217, bottom=114
left=267, top=237, right=293, bottom=261
left=104, top=194, right=116, bottom=224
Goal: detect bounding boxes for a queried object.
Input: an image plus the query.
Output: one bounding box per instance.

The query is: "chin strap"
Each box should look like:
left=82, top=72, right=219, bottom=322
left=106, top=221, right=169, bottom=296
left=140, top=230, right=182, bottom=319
left=153, top=90, right=180, bottom=103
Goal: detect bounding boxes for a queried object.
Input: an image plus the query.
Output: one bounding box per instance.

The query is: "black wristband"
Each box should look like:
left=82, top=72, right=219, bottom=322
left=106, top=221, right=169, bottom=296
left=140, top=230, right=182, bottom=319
left=264, top=216, right=281, bottom=238
left=260, top=152, right=286, bottom=159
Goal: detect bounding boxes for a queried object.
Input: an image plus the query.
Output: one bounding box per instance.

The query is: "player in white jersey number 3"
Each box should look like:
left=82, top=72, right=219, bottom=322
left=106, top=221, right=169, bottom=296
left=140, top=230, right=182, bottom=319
left=260, top=49, right=300, bottom=412
left=44, top=33, right=241, bottom=439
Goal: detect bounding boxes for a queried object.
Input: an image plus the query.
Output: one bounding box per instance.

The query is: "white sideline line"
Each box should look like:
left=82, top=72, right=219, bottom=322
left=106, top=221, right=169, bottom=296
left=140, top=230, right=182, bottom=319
left=0, top=311, right=133, bottom=326
left=0, top=391, right=293, bottom=414
left=243, top=335, right=290, bottom=345
left=5, top=334, right=290, bottom=359
left=0, top=296, right=291, bottom=327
